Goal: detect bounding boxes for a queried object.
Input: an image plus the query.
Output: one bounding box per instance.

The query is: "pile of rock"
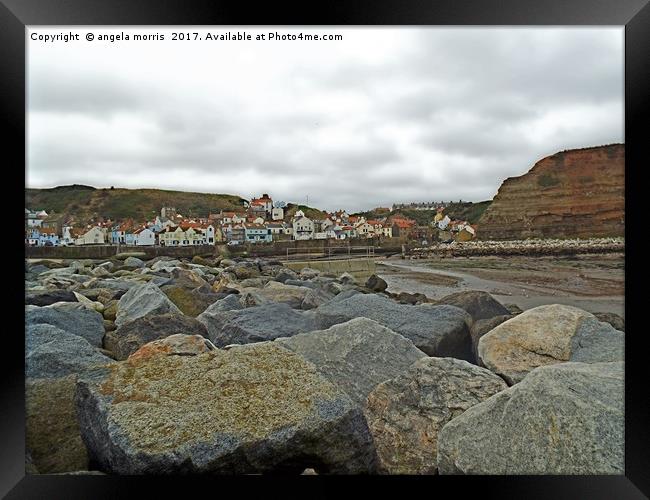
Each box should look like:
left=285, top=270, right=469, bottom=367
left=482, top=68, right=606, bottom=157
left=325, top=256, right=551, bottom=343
left=410, top=237, right=625, bottom=258
left=24, top=256, right=625, bottom=475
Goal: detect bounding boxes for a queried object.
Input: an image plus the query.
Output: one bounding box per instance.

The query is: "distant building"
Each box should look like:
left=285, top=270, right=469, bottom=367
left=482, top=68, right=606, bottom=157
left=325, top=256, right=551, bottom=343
left=292, top=215, right=314, bottom=240
left=75, top=227, right=106, bottom=245
left=271, top=207, right=284, bottom=221
left=161, top=207, right=177, bottom=220
left=244, top=224, right=272, bottom=243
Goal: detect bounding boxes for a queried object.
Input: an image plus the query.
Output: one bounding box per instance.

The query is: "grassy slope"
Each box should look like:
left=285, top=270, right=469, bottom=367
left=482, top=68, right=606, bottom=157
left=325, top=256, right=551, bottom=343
left=284, top=203, right=327, bottom=220
left=354, top=201, right=492, bottom=225
left=26, top=185, right=247, bottom=223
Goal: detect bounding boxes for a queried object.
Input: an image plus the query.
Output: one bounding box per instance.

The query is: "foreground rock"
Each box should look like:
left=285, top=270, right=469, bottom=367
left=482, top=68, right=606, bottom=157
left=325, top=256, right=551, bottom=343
left=128, top=334, right=216, bottom=361
left=26, top=375, right=89, bottom=473
left=478, top=304, right=624, bottom=384
left=75, top=343, right=377, bottom=473
left=469, top=314, right=511, bottom=362
left=435, top=291, right=510, bottom=322
left=364, top=357, right=507, bottom=474
left=593, top=312, right=625, bottom=332
left=276, top=318, right=426, bottom=406
left=437, top=361, right=624, bottom=474
left=26, top=304, right=105, bottom=348
left=115, top=282, right=182, bottom=328
left=105, top=313, right=209, bottom=360
left=161, top=285, right=223, bottom=317
left=26, top=325, right=114, bottom=379
left=198, top=303, right=318, bottom=347
left=25, top=290, right=78, bottom=307
left=365, top=274, right=388, bottom=293
left=313, top=294, right=473, bottom=360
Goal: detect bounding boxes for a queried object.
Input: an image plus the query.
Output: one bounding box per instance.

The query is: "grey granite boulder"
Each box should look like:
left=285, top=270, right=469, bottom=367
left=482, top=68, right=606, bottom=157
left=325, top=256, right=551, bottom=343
left=75, top=343, right=377, bottom=474
left=26, top=304, right=105, bottom=347
left=364, top=357, right=507, bottom=474
left=25, top=290, right=78, bottom=307
left=365, top=274, right=388, bottom=293
left=123, top=256, right=145, bottom=268
left=313, top=293, right=473, bottom=360
left=276, top=318, right=426, bottom=405
left=437, top=361, right=624, bottom=474
left=593, top=312, right=625, bottom=332
left=26, top=375, right=89, bottom=473
left=106, top=313, right=209, bottom=360
left=300, top=267, right=321, bottom=279
left=435, top=291, right=510, bottom=322
left=478, top=304, right=624, bottom=384
left=470, top=314, right=511, bottom=364
left=274, top=269, right=299, bottom=283
left=114, top=282, right=182, bottom=328
left=26, top=324, right=113, bottom=379
left=197, top=303, right=319, bottom=347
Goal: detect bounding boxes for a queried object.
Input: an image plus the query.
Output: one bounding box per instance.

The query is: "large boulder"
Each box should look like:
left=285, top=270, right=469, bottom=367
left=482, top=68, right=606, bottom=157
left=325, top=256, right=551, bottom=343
left=469, top=314, right=511, bottom=363
left=128, top=334, right=216, bottom=361
left=75, top=343, right=377, bottom=474
left=25, top=290, right=78, bottom=307
left=435, top=291, right=510, bottom=322
left=313, top=294, right=473, bottom=360
left=26, top=304, right=105, bottom=347
left=114, top=282, right=182, bottom=328
left=478, top=304, right=624, bottom=384
left=26, top=375, right=89, bottom=473
left=237, top=281, right=318, bottom=310
left=300, top=288, right=335, bottom=310
left=276, top=318, right=426, bottom=406
left=230, top=265, right=260, bottom=280
left=167, top=268, right=210, bottom=289
left=161, top=285, right=222, bottom=317
left=364, top=357, right=507, bottom=474
left=106, top=313, right=209, bottom=360
left=197, top=303, right=318, bottom=348
left=123, top=256, right=145, bottom=268
left=365, top=274, right=388, bottom=293
left=437, top=361, right=624, bottom=474
left=26, top=324, right=114, bottom=379
left=274, top=269, right=299, bottom=283
left=593, top=312, right=625, bottom=332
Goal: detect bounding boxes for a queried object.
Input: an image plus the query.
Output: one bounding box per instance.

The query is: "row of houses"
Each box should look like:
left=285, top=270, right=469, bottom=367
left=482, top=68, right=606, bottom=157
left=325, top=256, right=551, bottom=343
left=25, top=194, right=478, bottom=247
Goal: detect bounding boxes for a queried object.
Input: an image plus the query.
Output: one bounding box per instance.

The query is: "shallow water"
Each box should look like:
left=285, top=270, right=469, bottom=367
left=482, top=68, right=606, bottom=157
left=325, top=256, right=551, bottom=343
left=377, top=260, right=624, bottom=318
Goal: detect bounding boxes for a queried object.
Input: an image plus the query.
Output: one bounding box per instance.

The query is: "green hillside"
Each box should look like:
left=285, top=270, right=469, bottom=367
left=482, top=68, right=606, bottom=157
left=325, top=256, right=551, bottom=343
left=354, top=201, right=492, bottom=225
left=26, top=185, right=247, bottom=223
left=284, top=203, right=327, bottom=220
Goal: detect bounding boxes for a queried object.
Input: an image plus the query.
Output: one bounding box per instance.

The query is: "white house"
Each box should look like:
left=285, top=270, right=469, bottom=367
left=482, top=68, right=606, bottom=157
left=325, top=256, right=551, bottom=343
left=61, top=226, right=74, bottom=246
left=75, top=227, right=106, bottom=245
left=204, top=225, right=216, bottom=244
left=271, top=207, right=284, bottom=221
left=293, top=216, right=314, bottom=240
left=437, top=215, right=451, bottom=230
left=135, top=227, right=156, bottom=246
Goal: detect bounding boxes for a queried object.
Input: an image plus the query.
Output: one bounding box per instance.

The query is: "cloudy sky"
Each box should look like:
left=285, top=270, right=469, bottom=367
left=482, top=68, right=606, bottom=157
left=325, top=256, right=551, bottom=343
left=27, top=27, right=623, bottom=213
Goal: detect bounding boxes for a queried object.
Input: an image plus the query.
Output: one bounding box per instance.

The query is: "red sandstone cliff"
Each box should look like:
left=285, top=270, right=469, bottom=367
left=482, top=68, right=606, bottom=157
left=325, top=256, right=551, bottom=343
left=477, top=144, right=624, bottom=240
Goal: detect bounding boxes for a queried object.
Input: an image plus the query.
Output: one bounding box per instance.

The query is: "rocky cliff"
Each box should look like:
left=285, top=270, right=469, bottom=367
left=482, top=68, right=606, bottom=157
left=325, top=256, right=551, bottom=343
left=478, top=144, right=624, bottom=240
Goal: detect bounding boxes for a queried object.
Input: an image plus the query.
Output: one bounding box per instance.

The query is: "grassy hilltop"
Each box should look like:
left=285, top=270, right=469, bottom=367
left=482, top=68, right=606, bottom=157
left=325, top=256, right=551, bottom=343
left=354, top=201, right=492, bottom=225
left=26, top=185, right=247, bottom=223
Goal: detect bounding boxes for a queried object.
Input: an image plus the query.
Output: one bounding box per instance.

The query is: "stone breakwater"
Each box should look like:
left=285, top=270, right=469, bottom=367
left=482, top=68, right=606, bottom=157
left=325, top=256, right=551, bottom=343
left=409, top=237, right=624, bottom=258
left=25, top=254, right=625, bottom=475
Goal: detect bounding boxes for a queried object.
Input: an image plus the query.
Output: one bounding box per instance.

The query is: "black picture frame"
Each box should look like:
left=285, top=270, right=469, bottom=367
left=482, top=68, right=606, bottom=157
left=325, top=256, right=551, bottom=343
left=3, top=0, right=648, bottom=497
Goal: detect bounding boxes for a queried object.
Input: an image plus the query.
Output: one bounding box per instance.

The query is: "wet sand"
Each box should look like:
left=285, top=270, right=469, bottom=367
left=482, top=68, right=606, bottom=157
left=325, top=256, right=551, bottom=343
left=376, top=253, right=624, bottom=317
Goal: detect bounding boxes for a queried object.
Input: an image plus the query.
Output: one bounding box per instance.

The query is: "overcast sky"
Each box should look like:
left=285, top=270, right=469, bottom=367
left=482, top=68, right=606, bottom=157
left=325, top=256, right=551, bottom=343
left=27, top=27, right=623, bottom=213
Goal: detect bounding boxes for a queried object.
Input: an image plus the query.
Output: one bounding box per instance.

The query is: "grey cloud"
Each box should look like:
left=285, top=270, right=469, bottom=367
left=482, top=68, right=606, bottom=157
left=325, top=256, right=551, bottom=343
left=27, top=28, right=623, bottom=214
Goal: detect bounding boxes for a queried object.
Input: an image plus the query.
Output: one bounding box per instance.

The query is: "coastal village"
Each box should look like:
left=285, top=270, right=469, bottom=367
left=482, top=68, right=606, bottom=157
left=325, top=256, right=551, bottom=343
left=25, top=193, right=477, bottom=247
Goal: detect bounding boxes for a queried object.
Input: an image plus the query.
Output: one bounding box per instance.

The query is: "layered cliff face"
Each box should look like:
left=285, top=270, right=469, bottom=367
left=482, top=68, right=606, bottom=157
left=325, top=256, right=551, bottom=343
left=478, top=144, right=624, bottom=240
